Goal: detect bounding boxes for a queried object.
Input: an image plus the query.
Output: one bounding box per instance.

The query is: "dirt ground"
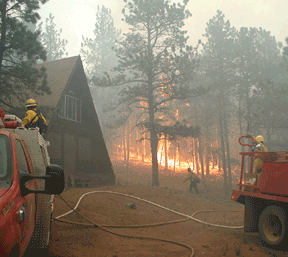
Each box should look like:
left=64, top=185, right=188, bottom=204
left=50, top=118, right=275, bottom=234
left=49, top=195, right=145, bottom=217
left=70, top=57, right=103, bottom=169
left=47, top=161, right=288, bottom=257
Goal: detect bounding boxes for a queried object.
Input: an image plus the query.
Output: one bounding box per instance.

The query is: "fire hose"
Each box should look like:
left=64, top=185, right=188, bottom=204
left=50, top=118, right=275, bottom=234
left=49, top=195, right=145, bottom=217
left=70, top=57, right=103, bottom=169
left=53, top=191, right=244, bottom=257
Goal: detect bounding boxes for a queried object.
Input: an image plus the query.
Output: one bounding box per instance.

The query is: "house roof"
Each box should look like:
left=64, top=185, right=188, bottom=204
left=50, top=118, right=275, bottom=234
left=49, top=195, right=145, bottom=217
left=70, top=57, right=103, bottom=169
left=32, top=55, right=80, bottom=108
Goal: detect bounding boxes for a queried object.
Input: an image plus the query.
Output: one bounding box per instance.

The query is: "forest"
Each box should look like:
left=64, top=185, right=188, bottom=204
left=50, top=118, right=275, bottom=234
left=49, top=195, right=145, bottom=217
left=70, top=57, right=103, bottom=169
left=0, top=0, right=287, bottom=191
left=81, top=2, right=288, bottom=190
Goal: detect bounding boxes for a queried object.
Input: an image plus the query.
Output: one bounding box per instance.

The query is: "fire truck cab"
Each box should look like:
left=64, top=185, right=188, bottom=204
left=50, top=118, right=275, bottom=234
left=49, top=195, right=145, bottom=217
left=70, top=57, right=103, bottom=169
left=0, top=112, right=65, bottom=256
left=232, top=135, right=288, bottom=247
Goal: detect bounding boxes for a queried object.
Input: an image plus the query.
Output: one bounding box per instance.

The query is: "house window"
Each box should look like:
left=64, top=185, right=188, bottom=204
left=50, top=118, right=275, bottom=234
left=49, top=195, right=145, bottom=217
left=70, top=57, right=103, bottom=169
left=59, top=95, right=82, bottom=122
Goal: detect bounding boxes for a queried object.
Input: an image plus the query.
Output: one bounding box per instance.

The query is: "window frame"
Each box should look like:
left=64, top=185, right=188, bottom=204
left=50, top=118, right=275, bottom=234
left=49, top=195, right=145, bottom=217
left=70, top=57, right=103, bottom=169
left=59, top=94, right=82, bottom=122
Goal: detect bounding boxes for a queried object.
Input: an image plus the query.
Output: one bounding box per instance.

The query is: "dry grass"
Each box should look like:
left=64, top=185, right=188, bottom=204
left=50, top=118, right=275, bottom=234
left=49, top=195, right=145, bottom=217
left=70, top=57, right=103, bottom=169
left=112, top=160, right=241, bottom=208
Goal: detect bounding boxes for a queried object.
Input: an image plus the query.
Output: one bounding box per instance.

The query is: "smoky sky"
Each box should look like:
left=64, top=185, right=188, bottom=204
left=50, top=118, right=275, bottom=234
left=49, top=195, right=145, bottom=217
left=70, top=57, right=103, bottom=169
left=38, top=0, right=288, bottom=57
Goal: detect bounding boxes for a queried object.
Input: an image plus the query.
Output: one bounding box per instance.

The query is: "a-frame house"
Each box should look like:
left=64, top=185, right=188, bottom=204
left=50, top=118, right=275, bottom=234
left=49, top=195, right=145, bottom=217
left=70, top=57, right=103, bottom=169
left=29, top=56, right=115, bottom=187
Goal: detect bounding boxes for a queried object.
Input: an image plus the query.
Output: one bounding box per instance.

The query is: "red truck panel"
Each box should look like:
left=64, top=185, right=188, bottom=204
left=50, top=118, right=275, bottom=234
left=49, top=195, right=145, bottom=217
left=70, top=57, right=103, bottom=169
left=258, top=162, right=288, bottom=195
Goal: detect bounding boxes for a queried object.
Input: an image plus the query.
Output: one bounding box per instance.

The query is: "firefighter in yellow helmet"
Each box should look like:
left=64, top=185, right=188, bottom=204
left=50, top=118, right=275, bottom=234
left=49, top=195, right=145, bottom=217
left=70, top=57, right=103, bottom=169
left=22, top=99, right=47, bottom=134
left=246, top=132, right=268, bottom=174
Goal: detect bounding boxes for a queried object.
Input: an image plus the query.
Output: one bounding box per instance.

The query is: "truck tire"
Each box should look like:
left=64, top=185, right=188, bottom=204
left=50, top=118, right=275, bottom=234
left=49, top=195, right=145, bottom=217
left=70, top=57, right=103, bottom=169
left=259, top=205, right=288, bottom=246
left=244, top=196, right=261, bottom=233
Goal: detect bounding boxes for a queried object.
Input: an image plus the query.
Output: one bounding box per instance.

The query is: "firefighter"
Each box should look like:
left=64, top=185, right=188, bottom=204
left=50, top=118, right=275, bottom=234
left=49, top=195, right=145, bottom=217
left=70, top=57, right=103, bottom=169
left=183, top=167, right=200, bottom=194
left=22, top=98, right=47, bottom=134
left=246, top=132, right=268, bottom=174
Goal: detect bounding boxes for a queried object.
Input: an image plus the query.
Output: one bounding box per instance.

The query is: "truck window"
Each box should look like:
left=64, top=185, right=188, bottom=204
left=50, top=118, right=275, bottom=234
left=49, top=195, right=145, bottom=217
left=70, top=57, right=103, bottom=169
left=0, top=136, right=8, bottom=177
left=0, top=134, right=13, bottom=185
left=15, top=139, right=30, bottom=173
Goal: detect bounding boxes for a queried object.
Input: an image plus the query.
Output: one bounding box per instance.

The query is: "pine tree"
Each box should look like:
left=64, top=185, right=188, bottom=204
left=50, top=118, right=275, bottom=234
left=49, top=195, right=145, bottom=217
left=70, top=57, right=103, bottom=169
left=38, top=13, right=68, bottom=62
left=201, top=10, right=237, bottom=192
left=93, top=0, right=201, bottom=186
left=235, top=27, right=284, bottom=146
left=0, top=0, right=50, bottom=109
left=81, top=5, right=120, bottom=79
left=81, top=5, right=121, bottom=125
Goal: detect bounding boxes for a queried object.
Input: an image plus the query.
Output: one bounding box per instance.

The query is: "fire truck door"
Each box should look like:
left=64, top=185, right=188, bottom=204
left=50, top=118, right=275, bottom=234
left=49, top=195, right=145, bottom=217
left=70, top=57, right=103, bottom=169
left=14, top=139, right=35, bottom=242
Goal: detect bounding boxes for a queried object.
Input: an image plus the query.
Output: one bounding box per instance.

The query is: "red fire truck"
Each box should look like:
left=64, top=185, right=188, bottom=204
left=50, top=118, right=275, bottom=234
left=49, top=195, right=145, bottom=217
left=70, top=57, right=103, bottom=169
left=0, top=111, right=65, bottom=257
left=232, top=135, right=288, bottom=247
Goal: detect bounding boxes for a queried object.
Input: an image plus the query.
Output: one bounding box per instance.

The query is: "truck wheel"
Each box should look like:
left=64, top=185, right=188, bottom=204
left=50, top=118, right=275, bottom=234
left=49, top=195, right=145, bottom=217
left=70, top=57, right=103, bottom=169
left=259, top=205, right=288, bottom=246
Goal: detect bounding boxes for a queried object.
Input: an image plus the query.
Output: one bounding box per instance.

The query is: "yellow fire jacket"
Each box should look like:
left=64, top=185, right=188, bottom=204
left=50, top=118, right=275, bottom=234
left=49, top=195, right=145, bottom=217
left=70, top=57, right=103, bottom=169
left=254, top=142, right=268, bottom=172
left=22, top=108, right=47, bottom=126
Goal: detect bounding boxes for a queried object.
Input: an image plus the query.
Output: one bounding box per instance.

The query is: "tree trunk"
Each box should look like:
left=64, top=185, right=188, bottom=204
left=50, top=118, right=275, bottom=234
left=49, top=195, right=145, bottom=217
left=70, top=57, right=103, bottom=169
left=123, top=129, right=126, bottom=162
left=148, top=89, right=159, bottom=185
left=223, top=109, right=232, bottom=189
left=150, top=127, right=159, bottom=186
left=147, top=22, right=159, bottom=186
left=218, top=105, right=228, bottom=193
left=222, top=93, right=232, bottom=189
left=142, top=131, right=146, bottom=162
left=178, top=145, right=181, bottom=167
left=246, top=89, right=252, bottom=173
left=164, top=134, right=168, bottom=170
left=126, top=124, right=130, bottom=178
left=174, top=144, right=176, bottom=173
left=136, top=129, right=139, bottom=158
left=194, top=138, right=200, bottom=174
left=159, top=141, right=164, bottom=166
left=193, top=104, right=200, bottom=174
left=206, top=141, right=210, bottom=176
left=238, top=87, right=244, bottom=152
left=191, top=139, right=195, bottom=170
left=198, top=136, right=205, bottom=180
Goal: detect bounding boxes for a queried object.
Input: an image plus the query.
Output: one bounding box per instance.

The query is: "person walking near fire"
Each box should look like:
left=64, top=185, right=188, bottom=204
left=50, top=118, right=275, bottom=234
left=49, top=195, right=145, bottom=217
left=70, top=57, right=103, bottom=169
left=183, top=167, right=200, bottom=194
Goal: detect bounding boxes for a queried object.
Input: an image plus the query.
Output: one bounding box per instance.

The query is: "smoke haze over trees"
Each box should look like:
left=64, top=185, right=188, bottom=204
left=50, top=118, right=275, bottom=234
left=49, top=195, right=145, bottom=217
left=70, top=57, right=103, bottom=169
left=80, top=5, right=121, bottom=126
left=38, top=13, right=68, bottom=62
left=87, top=1, right=288, bottom=190
left=3, top=0, right=288, bottom=191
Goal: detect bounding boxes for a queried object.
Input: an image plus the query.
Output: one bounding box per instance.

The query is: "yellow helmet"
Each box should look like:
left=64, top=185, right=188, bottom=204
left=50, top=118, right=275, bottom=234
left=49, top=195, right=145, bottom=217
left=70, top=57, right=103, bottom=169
left=256, top=135, right=264, bottom=142
left=25, top=98, right=37, bottom=108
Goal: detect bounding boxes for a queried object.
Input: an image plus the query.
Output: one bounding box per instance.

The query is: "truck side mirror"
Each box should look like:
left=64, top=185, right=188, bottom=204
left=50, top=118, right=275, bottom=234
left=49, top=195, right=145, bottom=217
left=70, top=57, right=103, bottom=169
left=19, top=165, right=65, bottom=197
left=45, top=164, right=65, bottom=195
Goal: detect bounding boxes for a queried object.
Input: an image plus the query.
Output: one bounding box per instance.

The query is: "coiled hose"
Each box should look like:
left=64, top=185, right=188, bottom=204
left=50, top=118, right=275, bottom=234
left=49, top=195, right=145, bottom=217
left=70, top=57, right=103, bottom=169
left=53, top=190, right=244, bottom=257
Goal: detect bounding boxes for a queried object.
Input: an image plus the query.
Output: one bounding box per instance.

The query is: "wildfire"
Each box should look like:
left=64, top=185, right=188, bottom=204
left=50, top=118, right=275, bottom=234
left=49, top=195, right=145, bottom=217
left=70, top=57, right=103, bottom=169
left=113, top=115, right=240, bottom=181
left=113, top=142, right=239, bottom=185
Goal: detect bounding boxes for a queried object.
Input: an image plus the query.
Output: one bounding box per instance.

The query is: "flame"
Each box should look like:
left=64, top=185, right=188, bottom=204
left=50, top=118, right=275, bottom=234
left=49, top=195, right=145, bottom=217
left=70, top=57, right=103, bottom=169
left=175, top=109, right=179, bottom=121
left=112, top=145, right=240, bottom=185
